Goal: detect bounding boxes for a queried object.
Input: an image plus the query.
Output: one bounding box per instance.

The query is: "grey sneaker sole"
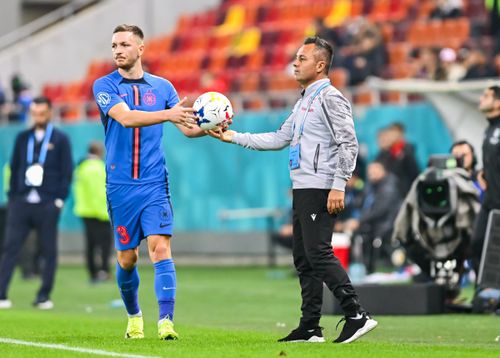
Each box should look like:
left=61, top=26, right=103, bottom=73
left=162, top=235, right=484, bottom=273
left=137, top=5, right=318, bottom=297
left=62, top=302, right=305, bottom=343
left=339, top=319, right=378, bottom=344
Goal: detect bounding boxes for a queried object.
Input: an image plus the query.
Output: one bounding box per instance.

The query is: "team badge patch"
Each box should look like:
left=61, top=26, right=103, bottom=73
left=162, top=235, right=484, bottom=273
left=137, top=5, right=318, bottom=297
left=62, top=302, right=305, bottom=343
left=96, top=92, right=111, bottom=107
left=160, top=208, right=169, bottom=220
left=143, top=91, right=156, bottom=106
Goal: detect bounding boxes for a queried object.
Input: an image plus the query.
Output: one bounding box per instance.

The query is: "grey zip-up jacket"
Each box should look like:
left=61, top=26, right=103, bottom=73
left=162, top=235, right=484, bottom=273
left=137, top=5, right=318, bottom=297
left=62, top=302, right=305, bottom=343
left=232, top=78, right=358, bottom=191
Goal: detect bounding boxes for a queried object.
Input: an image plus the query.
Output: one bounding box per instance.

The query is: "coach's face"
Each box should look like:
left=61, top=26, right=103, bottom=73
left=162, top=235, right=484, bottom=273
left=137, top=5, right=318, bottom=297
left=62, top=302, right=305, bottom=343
left=293, top=44, right=326, bottom=88
left=30, top=102, right=51, bottom=128
left=111, top=31, right=144, bottom=70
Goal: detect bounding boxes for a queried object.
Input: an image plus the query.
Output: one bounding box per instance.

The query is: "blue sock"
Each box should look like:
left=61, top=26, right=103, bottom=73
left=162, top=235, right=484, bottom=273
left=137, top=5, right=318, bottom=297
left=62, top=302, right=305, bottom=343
left=116, top=262, right=140, bottom=316
left=154, top=259, right=176, bottom=321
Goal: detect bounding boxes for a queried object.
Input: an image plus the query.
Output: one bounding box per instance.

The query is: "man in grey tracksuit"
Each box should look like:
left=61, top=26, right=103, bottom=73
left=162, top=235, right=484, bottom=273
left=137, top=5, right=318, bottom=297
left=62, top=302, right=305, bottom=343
left=212, top=37, right=377, bottom=343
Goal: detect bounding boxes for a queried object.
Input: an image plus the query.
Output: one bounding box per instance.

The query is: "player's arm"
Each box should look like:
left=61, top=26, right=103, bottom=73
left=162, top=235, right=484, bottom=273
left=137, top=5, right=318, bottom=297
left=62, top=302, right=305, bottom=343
left=209, top=113, right=293, bottom=150
left=174, top=123, right=206, bottom=138
left=108, top=97, right=197, bottom=128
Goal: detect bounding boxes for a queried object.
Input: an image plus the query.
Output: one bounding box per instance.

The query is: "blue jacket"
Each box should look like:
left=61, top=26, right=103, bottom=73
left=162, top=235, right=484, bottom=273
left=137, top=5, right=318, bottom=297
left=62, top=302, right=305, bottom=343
left=9, top=126, right=73, bottom=202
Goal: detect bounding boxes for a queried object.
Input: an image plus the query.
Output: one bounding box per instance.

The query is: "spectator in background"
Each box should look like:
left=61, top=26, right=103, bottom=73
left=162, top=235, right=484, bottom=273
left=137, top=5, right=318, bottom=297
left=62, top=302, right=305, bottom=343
left=485, top=0, right=500, bottom=54
left=375, top=123, right=420, bottom=198
left=430, top=0, right=464, bottom=19
left=450, top=140, right=485, bottom=200
left=494, top=54, right=500, bottom=77
left=413, top=47, right=443, bottom=81
left=0, top=96, right=73, bottom=310
left=438, top=47, right=466, bottom=81
left=10, top=73, right=24, bottom=103
left=350, top=161, right=402, bottom=273
left=270, top=208, right=293, bottom=252
left=17, top=86, right=33, bottom=123
left=74, top=141, right=112, bottom=283
left=342, top=19, right=385, bottom=85
left=199, top=72, right=228, bottom=94
left=471, top=85, right=500, bottom=277
left=334, top=169, right=365, bottom=235
left=462, top=49, right=497, bottom=80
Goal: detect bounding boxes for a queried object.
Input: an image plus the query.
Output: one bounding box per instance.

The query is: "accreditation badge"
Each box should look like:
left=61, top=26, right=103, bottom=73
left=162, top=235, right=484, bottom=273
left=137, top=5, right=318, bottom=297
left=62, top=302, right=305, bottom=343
left=289, top=142, right=301, bottom=170
left=25, top=164, right=44, bottom=187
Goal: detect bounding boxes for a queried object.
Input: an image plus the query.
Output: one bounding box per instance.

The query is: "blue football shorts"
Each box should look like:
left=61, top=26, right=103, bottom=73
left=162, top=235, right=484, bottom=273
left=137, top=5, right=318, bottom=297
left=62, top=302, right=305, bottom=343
left=106, top=181, right=174, bottom=251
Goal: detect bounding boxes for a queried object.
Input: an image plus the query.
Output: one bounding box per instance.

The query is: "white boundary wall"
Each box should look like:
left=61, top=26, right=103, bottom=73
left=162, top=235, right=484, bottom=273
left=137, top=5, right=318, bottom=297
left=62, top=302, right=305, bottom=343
left=0, top=0, right=218, bottom=95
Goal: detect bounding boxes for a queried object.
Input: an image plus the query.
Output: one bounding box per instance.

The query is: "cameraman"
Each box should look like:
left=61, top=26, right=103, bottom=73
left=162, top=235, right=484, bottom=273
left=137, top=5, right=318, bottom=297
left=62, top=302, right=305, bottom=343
left=450, top=140, right=485, bottom=201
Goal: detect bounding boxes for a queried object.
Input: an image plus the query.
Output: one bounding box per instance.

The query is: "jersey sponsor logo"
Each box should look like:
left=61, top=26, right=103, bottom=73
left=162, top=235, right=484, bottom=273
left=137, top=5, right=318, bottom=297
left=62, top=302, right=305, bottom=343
left=96, top=92, right=111, bottom=107
left=116, top=225, right=130, bottom=244
left=143, top=91, right=156, bottom=106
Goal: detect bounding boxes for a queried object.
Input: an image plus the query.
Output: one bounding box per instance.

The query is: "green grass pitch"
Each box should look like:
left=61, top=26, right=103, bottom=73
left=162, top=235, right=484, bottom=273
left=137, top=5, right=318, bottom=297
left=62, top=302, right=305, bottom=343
left=0, top=265, right=498, bottom=357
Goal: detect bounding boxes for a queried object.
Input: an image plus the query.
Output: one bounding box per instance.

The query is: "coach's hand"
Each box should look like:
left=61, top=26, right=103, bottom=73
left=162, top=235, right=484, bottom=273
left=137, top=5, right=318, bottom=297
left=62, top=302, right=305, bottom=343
left=327, top=189, right=345, bottom=215
left=207, top=128, right=235, bottom=143
left=167, top=97, right=197, bottom=128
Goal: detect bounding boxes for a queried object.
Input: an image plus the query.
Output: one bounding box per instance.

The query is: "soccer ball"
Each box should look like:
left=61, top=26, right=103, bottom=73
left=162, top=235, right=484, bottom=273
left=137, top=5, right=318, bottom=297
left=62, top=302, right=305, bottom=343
left=193, top=91, right=233, bottom=130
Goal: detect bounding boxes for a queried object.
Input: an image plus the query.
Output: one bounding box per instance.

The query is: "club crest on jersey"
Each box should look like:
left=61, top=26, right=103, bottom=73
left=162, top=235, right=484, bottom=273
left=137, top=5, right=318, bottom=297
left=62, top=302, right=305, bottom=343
left=96, top=92, right=111, bottom=107
left=143, top=91, right=156, bottom=106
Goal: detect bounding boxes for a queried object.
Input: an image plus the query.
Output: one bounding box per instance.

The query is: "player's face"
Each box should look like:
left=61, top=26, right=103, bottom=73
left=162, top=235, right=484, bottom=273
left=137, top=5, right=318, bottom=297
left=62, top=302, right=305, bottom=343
left=478, top=89, right=500, bottom=114
left=30, top=102, right=51, bottom=128
left=293, top=44, right=326, bottom=87
left=111, top=31, right=144, bottom=70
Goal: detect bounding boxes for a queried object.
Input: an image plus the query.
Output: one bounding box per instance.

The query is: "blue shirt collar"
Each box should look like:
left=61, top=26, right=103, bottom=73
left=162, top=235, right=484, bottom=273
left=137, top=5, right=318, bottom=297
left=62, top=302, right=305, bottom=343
left=114, top=70, right=152, bottom=85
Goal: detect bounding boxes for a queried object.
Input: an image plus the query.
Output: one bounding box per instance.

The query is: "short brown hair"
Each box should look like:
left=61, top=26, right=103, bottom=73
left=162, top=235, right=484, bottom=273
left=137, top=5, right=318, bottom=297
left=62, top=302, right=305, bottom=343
left=113, top=24, right=144, bottom=40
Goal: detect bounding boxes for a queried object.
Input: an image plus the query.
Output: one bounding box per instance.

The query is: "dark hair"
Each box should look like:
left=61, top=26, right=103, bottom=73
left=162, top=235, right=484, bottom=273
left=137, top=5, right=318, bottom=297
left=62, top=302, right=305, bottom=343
left=303, top=36, right=333, bottom=74
left=113, top=24, right=144, bottom=40
left=32, top=96, right=52, bottom=109
left=450, top=140, right=477, bottom=170
left=390, top=122, right=405, bottom=132
left=88, top=141, right=104, bottom=157
left=488, top=85, right=500, bottom=100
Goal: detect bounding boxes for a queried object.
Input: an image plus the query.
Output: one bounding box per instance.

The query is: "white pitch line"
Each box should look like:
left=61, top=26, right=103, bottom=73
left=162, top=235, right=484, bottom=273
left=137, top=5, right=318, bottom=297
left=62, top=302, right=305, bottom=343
left=0, top=337, right=160, bottom=358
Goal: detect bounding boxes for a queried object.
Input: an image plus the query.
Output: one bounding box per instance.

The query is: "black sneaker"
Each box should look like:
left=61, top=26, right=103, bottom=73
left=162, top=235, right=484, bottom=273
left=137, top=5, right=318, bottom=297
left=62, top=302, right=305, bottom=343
left=278, top=326, right=325, bottom=343
left=333, top=312, right=378, bottom=343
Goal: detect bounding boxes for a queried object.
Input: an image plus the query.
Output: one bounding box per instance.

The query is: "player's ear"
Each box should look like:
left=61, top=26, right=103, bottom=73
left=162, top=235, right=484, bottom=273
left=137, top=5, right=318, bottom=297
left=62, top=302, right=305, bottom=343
left=138, top=42, right=145, bottom=55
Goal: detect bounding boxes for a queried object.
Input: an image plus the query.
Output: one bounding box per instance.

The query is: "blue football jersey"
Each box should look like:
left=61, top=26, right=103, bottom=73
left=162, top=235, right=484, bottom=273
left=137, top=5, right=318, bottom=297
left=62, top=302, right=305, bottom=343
left=93, top=70, right=179, bottom=184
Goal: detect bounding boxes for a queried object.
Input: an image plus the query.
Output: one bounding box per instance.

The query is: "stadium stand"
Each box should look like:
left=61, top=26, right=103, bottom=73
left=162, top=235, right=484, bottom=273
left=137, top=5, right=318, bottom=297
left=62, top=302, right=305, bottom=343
left=35, top=0, right=497, bottom=121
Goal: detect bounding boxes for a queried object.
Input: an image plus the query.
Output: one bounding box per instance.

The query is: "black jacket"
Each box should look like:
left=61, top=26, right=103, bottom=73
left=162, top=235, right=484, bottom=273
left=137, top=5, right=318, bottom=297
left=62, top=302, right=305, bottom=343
left=358, top=173, right=402, bottom=239
left=376, top=141, right=420, bottom=197
left=9, top=126, right=73, bottom=202
left=482, top=115, right=500, bottom=209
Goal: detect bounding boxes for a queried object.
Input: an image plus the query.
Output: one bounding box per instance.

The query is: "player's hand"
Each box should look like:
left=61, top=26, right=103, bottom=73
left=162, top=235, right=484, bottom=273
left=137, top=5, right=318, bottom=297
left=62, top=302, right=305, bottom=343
left=477, top=169, right=487, bottom=190
left=166, top=97, right=197, bottom=128
left=327, top=189, right=345, bottom=215
left=206, top=128, right=235, bottom=143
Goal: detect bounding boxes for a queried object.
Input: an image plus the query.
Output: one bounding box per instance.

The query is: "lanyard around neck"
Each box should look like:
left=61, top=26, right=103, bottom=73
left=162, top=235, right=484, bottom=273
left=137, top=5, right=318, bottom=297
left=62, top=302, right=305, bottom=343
left=27, top=123, right=54, bottom=166
left=293, top=82, right=330, bottom=140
